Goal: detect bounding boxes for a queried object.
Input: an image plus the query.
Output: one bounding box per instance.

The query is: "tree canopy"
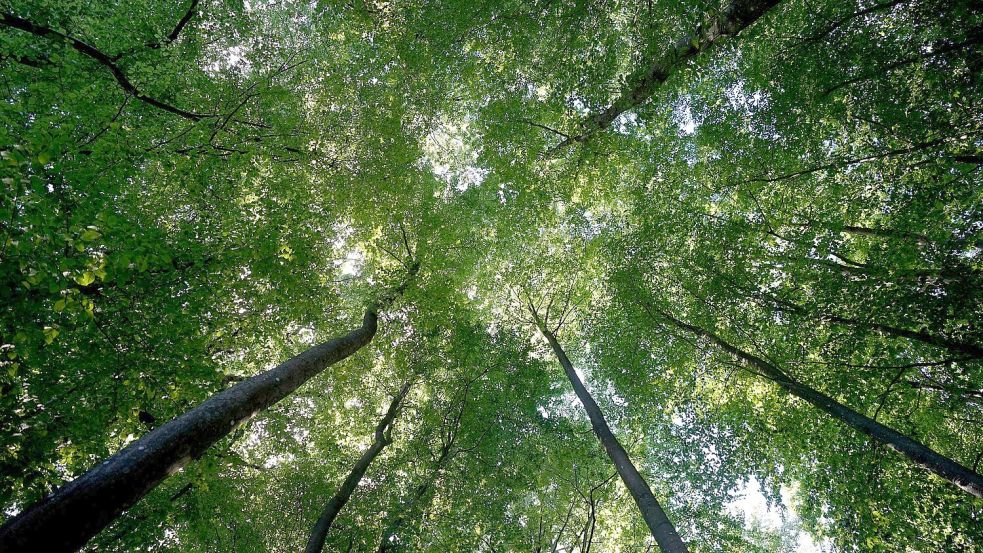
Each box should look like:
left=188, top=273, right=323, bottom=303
left=1, top=0, right=981, bottom=551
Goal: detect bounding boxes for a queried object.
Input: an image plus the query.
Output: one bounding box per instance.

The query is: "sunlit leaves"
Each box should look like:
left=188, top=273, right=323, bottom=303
left=2, top=0, right=981, bottom=551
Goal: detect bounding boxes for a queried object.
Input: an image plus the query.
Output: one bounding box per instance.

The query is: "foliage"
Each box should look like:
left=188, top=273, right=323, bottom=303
left=1, top=0, right=980, bottom=551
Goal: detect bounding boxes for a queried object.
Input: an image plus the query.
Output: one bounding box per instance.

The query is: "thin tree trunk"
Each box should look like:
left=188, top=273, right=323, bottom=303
left=376, top=368, right=480, bottom=553
left=376, top=442, right=452, bottom=553
left=547, top=0, right=780, bottom=155
left=534, top=322, right=689, bottom=553
left=657, top=310, right=983, bottom=498
left=549, top=497, right=577, bottom=553
left=305, top=381, right=412, bottom=553
left=0, top=271, right=416, bottom=553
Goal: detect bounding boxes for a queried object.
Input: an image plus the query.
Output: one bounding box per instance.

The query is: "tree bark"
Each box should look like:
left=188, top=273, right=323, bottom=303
left=0, top=311, right=375, bottom=552
left=535, top=323, right=689, bottom=553
left=547, top=0, right=781, bottom=155
left=305, top=381, right=412, bottom=553
left=658, top=310, right=983, bottom=498
left=0, top=270, right=416, bottom=552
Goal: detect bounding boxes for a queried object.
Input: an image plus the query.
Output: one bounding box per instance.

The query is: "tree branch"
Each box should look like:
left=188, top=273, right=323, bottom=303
left=546, top=0, right=781, bottom=156
left=1, top=13, right=212, bottom=120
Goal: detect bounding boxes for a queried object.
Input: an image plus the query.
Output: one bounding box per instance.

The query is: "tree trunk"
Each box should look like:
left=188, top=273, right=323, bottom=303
left=377, top=442, right=452, bottom=553
left=0, top=311, right=376, bottom=553
left=536, top=325, right=690, bottom=553
left=377, top=370, right=477, bottom=552
left=547, top=0, right=781, bottom=155
left=658, top=311, right=983, bottom=498
left=0, top=270, right=416, bottom=553
left=305, top=381, right=412, bottom=553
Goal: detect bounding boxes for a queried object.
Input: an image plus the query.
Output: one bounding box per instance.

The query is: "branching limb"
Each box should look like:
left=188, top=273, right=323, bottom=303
left=1, top=13, right=212, bottom=120
left=111, top=0, right=201, bottom=60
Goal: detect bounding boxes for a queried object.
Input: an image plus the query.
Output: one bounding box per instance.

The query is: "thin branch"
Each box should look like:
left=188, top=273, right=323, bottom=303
left=164, top=0, right=200, bottom=45
left=398, top=219, right=415, bottom=262
left=797, top=0, right=907, bottom=45
left=111, top=0, right=201, bottom=59
left=825, top=35, right=982, bottom=95
left=750, top=135, right=956, bottom=184
left=377, top=244, right=410, bottom=270
left=2, top=13, right=212, bottom=120
left=872, top=366, right=910, bottom=421
left=79, top=95, right=130, bottom=147
left=519, top=118, right=570, bottom=139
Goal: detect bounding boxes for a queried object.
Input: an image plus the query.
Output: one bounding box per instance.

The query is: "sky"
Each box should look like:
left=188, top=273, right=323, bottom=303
left=727, top=477, right=829, bottom=552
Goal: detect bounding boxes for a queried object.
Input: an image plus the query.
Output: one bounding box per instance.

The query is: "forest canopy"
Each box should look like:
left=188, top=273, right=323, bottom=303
left=0, top=0, right=981, bottom=551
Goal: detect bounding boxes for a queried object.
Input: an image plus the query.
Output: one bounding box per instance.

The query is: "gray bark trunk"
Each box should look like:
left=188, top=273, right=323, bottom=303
left=305, top=381, right=411, bottom=553
left=0, top=266, right=417, bottom=552
left=547, top=0, right=781, bottom=155
left=660, top=312, right=983, bottom=498
left=0, top=310, right=379, bottom=552
left=538, top=326, right=690, bottom=553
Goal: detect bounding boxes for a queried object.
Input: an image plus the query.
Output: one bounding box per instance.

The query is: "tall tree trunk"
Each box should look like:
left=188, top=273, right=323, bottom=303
left=547, top=0, right=781, bottom=155
left=305, top=381, right=412, bottom=553
left=534, top=321, right=689, bottom=553
left=657, top=310, right=983, bottom=498
left=0, top=271, right=416, bottom=553
left=376, top=443, right=451, bottom=553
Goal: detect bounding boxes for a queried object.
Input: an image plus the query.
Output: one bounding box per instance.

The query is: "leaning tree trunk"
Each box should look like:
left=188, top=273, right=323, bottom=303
left=547, top=0, right=781, bottom=155
left=376, top=443, right=451, bottom=553
left=658, top=311, right=983, bottom=498
left=535, top=323, right=690, bottom=553
left=0, top=271, right=416, bottom=553
left=305, top=381, right=412, bottom=553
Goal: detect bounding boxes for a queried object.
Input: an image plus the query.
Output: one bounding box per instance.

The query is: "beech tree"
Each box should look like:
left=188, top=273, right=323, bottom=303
left=1, top=0, right=980, bottom=552
left=305, top=380, right=412, bottom=553
left=525, top=291, right=690, bottom=553
left=0, top=268, right=417, bottom=552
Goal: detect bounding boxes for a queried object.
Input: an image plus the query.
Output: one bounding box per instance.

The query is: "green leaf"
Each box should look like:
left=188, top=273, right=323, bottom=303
left=75, top=272, right=96, bottom=286
left=80, top=229, right=101, bottom=241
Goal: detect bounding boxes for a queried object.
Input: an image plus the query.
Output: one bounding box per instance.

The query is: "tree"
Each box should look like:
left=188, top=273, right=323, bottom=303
left=2, top=0, right=981, bottom=551
left=0, top=267, right=416, bottom=552
left=305, top=380, right=412, bottom=553
left=650, top=305, right=983, bottom=498
left=547, top=0, right=783, bottom=155
left=523, top=289, right=690, bottom=553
